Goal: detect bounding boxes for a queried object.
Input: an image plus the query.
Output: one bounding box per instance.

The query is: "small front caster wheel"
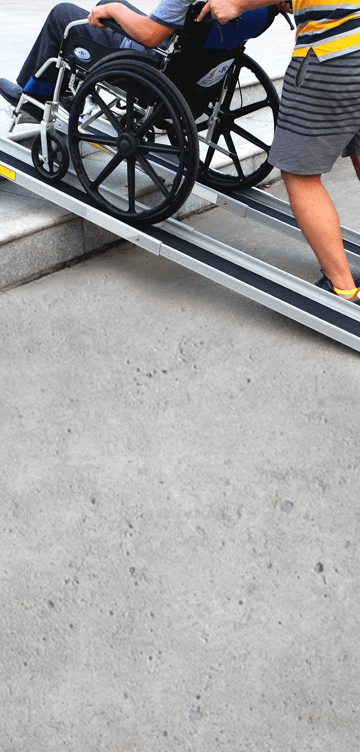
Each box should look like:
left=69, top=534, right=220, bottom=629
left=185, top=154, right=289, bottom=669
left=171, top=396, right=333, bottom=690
left=31, top=132, right=69, bottom=181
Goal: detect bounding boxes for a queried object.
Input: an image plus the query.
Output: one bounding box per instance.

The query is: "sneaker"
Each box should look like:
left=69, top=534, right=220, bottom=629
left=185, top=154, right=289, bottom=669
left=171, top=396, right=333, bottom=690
left=0, top=78, right=23, bottom=106
left=315, top=271, right=360, bottom=304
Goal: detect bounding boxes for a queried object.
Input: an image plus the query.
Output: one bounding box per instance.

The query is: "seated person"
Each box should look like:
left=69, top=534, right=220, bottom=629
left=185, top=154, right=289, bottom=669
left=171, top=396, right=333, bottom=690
left=0, top=0, right=288, bottom=108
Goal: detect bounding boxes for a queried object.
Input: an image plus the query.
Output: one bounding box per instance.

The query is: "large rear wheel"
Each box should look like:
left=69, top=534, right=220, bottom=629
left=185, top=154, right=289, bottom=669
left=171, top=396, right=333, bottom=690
left=197, top=53, right=279, bottom=194
left=68, top=60, right=199, bottom=225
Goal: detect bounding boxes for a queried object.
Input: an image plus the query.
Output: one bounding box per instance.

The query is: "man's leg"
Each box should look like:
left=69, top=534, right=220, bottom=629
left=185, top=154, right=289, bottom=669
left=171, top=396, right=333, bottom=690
left=282, top=171, right=356, bottom=291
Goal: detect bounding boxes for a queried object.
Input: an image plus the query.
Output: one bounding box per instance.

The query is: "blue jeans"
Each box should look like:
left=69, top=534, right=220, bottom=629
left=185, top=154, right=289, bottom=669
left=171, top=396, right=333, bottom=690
left=16, top=1, right=134, bottom=89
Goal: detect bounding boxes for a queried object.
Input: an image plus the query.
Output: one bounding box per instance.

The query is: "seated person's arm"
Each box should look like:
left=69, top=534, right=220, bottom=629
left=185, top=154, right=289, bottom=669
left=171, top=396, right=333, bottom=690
left=88, top=2, right=175, bottom=46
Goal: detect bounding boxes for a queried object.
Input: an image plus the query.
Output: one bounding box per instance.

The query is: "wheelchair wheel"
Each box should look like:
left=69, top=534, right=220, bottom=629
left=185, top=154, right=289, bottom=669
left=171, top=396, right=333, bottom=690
left=197, top=53, right=279, bottom=193
left=31, top=132, right=69, bottom=181
left=68, top=60, right=199, bottom=226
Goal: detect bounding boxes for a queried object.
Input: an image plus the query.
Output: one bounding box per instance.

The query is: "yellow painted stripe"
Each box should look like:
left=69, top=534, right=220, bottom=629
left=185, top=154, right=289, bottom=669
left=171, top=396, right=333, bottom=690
left=0, top=163, right=16, bottom=181
left=88, top=142, right=112, bottom=154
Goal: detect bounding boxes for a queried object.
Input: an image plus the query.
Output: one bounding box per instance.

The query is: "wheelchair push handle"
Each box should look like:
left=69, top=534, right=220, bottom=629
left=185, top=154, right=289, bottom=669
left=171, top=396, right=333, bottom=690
left=279, top=9, right=294, bottom=30
left=232, top=2, right=294, bottom=30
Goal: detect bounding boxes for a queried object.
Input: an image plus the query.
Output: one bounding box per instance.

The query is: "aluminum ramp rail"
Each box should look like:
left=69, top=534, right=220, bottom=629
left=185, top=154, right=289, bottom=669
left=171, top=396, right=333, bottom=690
left=0, top=139, right=360, bottom=353
left=231, top=186, right=360, bottom=267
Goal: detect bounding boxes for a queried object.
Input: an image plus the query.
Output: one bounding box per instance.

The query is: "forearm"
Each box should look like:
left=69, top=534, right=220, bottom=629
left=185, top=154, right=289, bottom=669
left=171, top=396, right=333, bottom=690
left=88, top=2, right=174, bottom=46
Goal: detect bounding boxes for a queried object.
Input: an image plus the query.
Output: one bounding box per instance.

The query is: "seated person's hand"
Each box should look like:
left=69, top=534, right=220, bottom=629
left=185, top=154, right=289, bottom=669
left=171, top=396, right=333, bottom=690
left=88, top=3, right=114, bottom=27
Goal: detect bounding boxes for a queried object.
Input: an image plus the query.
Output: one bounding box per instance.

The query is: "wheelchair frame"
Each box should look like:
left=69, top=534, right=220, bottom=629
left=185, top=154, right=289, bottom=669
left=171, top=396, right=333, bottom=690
left=7, top=10, right=280, bottom=226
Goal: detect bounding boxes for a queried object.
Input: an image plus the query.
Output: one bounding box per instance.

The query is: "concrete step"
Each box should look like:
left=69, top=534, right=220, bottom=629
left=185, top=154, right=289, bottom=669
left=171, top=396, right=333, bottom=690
left=0, top=73, right=283, bottom=292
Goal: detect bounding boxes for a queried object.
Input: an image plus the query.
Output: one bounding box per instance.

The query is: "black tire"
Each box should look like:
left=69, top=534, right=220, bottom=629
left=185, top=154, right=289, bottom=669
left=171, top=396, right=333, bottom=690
left=68, top=60, right=199, bottom=226
left=31, top=131, right=69, bottom=181
left=197, top=53, right=279, bottom=194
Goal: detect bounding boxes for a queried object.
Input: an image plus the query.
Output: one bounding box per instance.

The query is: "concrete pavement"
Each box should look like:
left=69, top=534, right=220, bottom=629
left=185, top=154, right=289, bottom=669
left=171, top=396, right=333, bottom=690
left=1, top=4, right=360, bottom=752
left=2, top=152, right=360, bottom=752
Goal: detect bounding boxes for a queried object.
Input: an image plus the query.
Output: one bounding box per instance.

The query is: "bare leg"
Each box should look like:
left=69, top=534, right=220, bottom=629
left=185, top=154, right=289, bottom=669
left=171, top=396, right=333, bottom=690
left=282, top=171, right=355, bottom=290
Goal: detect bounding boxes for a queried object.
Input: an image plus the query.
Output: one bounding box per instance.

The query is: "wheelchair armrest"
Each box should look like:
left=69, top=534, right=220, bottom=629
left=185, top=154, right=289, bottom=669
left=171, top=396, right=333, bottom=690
left=101, top=17, right=129, bottom=35
left=99, top=1, right=148, bottom=44
left=100, top=16, right=155, bottom=48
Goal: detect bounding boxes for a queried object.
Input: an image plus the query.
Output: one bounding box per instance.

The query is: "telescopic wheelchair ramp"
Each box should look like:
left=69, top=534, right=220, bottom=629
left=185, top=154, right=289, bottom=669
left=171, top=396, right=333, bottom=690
left=1, top=137, right=360, bottom=354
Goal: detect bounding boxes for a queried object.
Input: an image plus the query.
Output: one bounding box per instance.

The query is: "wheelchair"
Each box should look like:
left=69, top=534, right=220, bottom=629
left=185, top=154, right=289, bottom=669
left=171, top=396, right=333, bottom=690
left=8, top=1, right=288, bottom=226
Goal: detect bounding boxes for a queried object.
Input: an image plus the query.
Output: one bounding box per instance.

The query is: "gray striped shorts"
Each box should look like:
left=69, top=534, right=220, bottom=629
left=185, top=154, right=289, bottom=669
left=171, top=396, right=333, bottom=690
left=268, top=48, right=360, bottom=174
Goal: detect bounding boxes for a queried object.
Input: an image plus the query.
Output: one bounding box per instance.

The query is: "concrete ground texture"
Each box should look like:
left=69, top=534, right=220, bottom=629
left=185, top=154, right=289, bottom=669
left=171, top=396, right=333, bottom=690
left=1, top=3, right=360, bottom=752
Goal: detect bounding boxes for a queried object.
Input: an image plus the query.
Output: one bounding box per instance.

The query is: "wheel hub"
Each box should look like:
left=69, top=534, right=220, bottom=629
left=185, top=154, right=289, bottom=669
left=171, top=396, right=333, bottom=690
left=117, top=132, right=139, bottom=157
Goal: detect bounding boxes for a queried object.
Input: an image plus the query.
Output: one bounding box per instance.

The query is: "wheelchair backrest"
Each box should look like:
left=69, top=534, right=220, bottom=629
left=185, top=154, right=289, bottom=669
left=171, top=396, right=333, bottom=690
left=164, top=1, right=276, bottom=116
left=62, top=36, right=117, bottom=72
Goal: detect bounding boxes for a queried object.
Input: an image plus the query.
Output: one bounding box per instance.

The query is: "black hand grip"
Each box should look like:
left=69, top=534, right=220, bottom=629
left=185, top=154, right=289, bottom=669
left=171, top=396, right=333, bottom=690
left=100, top=17, right=128, bottom=35
left=99, top=16, right=145, bottom=46
left=280, top=10, right=294, bottom=30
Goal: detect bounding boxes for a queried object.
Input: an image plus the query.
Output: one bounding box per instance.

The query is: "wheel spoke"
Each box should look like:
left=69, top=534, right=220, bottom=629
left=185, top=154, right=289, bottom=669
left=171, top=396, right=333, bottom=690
left=223, top=130, right=245, bottom=179
left=229, top=96, right=270, bottom=119
left=138, top=141, right=181, bottom=157
left=73, top=132, right=118, bottom=148
left=90, top=152, right=124, bottom=190
left=127, top=156, right=136, bottom=213
left=91, top=89, right=125, bottom=135
left=126, top=82, right=135, bottom=131
left=222, top=67, right=242, bottom=109
left=48, top=148, right=59, bottom=163
left=136, top=154, right=171, bottom=197
left=231, top=122, right=271, bottom=152
left=136, top=103, right=167, bottom=138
